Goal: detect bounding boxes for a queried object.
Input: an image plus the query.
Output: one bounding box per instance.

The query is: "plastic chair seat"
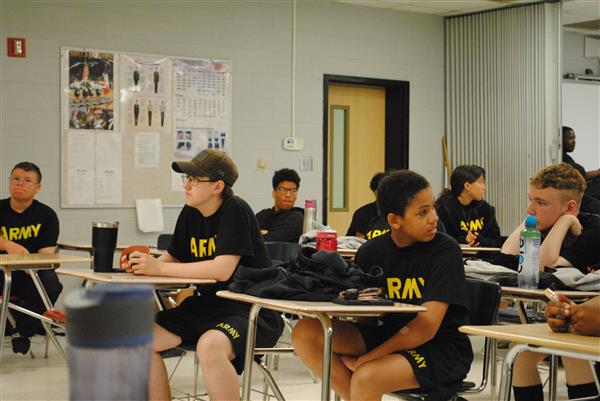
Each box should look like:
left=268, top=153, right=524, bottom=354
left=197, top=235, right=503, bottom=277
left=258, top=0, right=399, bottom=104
left=498, top=308, right=546, bottom=323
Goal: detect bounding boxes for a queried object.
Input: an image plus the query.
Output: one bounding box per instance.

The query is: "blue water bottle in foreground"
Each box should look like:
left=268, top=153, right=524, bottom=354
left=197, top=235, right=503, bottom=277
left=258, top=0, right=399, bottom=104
left=518, top=215, right=541, bottom=289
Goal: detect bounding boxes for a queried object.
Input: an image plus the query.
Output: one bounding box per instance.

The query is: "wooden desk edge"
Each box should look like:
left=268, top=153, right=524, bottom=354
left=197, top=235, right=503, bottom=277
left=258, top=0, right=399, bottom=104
left=216, top=290, right=426, bottom=314
left=0, top=253, right=92, bottom=266
left=501, top=287, right=600, bottom=300
left=56, top=268, right=215, bottom=284
left=459, top=323, right=600, bottom=355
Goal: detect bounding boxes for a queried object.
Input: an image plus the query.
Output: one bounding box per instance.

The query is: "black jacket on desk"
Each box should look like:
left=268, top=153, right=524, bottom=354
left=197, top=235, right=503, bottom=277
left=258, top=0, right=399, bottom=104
left=229, top=247, right=384, bottom=301
left=255, top=207, right=303, bottom=243
left=435, top=197, right=502, bottom=247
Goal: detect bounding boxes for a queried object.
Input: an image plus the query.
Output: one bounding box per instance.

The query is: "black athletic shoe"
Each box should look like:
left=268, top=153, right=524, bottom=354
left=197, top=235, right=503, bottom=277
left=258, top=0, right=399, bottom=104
left=159, top=348, right=187, bottom=359
left=11, top=336, right=31, bottom=355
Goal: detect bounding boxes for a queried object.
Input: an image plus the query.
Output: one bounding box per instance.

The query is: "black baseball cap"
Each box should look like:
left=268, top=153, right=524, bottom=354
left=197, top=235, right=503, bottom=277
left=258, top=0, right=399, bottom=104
left=172, top=149, right=238, bottom=186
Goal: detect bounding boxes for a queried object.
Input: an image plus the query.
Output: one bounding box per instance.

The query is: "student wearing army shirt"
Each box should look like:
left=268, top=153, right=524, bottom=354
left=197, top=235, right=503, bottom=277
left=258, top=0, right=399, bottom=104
left=435, top=165, right=502, bottom=247
left=292, top=170, right=472, bottom=401
left=123, top=149, right=282, bottom=401
left=346, top=172, right=388, bottom=238
left=502, top=163, right=600, bottom=401
left=0, top=162, right=61, bottom=354
left=255, top=168, right=304, bottom=243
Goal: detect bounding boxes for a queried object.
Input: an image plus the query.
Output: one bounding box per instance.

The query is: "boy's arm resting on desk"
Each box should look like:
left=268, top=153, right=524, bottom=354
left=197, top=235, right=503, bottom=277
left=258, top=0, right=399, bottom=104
left=37, top=246, right=58, bottom=254
left=127, top=251, right=240, bottom=281
left=0, top=237, right=29, bottom=254
left=539, top=214, right=581, bottom=269
left=352, top=300, right=449, bottom=368
left=500, top=221, right=524, bottom=255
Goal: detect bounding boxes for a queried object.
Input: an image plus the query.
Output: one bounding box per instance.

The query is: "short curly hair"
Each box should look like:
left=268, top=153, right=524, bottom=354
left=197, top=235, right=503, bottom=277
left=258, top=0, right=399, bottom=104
left=530, top=163, right=586, bottom=203
left=377, top=170, right=430, bottom=217
left=272, top=168, right=300, bottom=190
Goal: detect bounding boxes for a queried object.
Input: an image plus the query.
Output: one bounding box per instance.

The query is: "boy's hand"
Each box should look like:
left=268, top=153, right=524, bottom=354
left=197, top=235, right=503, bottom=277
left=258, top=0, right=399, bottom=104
left=466, top=231, right=480, bottom=247
left=546, top=299, right=572, bottom=332
left=558, top=214, right=582, bottom=236
left=128, top=252, right=163, bottom=276
left=569, top=303, right=600, bottom=336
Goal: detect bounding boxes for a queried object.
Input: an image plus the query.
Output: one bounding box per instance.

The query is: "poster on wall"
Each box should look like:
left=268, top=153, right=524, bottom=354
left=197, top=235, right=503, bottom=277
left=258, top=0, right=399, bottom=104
left=68, top=50, right=114, bottom=130
left=120, top=55, right=172, bottom=135
left=173, top=58, right=231, bottom=162
left=61, top=46, right=232, bottom=207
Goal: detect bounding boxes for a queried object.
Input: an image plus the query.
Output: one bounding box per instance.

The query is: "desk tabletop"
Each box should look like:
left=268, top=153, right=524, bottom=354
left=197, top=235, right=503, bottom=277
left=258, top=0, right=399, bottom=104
left=217, top=290, right=425, bottom=316
left=501, top=286, right=599, bottom=300
left=56, top=268, right=215, bottom=285
left=459, top=245, right=502, bottom=253
left=0, top=253, right=92, bottom=267
left=460, top=323, right=600, bottom=355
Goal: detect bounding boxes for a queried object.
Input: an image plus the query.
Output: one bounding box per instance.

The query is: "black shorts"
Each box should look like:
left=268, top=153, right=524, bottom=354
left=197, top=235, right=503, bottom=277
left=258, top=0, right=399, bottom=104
left=358, top=323, right=473, bottom=400
left=156, top=295, right=283, bottom=374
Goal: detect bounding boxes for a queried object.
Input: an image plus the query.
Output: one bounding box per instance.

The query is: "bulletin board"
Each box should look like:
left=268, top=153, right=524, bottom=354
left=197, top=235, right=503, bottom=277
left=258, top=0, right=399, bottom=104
left=60, top=47, right=232, bottom=208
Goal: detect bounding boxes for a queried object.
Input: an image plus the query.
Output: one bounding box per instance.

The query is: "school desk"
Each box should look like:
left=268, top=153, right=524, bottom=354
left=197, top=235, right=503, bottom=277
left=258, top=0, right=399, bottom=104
left=0, top=253, right=91, bottom=363
left=460, top=323, right=600, bottom=401
left=216, top=290, right=426, bottom=401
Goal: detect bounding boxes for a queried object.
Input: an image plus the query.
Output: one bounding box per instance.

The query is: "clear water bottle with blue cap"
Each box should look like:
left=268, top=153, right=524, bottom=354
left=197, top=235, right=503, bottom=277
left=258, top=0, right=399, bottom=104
left=65, top=284, right=155, bottom=401
left=518, top=215, right=541, bottom=289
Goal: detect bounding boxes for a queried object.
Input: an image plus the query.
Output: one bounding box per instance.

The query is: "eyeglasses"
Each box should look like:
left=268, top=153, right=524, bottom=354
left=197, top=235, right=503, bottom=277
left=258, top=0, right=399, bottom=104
left=181, top=174, right=214, bottom=186
left=9, top=177, right=38, bottom=186
left=276, top=186, right=298, bottom=195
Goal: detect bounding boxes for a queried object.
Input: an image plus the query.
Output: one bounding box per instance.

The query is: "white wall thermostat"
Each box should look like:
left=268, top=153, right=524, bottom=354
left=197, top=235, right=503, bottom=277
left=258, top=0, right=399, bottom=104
left=283, top=136, right=304, bottom=151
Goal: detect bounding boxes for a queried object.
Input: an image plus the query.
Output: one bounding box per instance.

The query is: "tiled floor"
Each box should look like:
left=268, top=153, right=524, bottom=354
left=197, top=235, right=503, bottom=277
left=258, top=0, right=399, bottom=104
left=1, top=334, right=570, bottom=400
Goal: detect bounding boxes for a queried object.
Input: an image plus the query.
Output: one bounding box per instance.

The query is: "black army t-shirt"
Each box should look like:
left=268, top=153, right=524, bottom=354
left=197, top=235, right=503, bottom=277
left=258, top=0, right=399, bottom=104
left=556, top=213, right=600, bottom=272
left=0, top=198, right=59, bottom=253
left=168, top=195, right=270, bottom=299
left=435, top=197, right=502, bottom=247
left=364, top=215, right=390, bottom=240
left=255, top=207, right=304, bottom=243
left=355, top=232, right=469, bottom=340
left=346, top=201, right=379, bottom=237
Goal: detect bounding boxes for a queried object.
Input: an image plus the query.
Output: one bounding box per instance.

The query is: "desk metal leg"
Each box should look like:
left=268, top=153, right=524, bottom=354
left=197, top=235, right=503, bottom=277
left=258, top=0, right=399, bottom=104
left=316, top=314, right=333, bottom=401
left=242, top=304, right=260, bottom=401
left=0, top=268, right=12, bottom=365
left=498, top=344, right=600, bottom=401
left=549, top=355, right=558, bottom=401
left=29, top=270, right=66, bottom=359
left=490, top=338, right=498, bottom=401
left=516, top=301, right=529, bottom=324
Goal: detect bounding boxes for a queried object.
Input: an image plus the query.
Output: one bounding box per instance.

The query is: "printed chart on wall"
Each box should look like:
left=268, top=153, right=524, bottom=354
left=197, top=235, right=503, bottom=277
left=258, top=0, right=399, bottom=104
left=171, top=59, right=231, bottom=191
left=60, top=47, right=232, bottom=208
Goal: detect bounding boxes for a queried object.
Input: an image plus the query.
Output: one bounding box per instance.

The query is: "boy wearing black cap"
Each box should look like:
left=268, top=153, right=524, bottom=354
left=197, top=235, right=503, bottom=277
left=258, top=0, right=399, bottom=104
left=124, top=149, right=283, bottom=400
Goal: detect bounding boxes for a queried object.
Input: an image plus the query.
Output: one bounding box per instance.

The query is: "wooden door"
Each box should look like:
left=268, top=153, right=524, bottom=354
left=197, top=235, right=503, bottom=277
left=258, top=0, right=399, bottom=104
left=327, top=84, right=385, bottom=234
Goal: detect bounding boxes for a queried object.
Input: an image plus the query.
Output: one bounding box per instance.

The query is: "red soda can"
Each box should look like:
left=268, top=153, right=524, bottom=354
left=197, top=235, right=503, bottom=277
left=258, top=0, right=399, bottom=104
left=316, top=230, right=338, bottom=251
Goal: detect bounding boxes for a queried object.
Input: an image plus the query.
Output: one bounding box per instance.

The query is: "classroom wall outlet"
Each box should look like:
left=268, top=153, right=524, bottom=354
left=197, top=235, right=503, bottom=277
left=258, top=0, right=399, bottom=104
left=283, top=136, right=303, bottom=151
left=257, top=157, right=268, bottom=171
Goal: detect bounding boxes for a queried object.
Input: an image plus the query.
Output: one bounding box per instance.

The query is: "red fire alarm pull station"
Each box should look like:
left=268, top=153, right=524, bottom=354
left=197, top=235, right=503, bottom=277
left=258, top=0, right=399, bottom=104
left=7, top=38, right=26, bottom=57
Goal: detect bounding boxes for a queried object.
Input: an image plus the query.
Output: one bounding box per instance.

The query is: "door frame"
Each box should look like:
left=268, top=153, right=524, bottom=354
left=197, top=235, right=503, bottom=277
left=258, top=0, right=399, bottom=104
left=322, top=74, right=410, bottom=225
